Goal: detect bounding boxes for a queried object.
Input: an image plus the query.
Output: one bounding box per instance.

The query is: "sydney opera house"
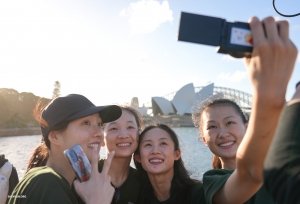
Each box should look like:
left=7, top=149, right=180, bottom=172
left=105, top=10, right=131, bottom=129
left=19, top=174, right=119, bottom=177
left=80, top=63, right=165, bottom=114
left=132, top=83, right=252, bottom=127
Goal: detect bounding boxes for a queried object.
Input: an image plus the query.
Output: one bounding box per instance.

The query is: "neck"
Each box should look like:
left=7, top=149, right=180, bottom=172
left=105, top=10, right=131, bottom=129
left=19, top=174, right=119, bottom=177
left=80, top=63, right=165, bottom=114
left=108, top=156, right=131, bottom=188
left=148, top=168, right=174, bottom=202
left=220, top=157, right=236, bottom=170
left=46, top=150, right=76, bottom=185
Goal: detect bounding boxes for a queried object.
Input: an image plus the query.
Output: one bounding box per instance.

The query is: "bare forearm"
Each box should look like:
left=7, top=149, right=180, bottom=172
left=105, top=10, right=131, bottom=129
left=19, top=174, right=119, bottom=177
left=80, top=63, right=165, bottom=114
left=236, top=95, right=285, bottom=182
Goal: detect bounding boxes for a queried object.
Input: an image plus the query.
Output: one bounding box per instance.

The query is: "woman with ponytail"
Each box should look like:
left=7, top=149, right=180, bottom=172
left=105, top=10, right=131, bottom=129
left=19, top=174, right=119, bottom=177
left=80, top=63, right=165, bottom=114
left=192, top=16, right=298, bottom=204
left=8, top=94, right=122, bottom=204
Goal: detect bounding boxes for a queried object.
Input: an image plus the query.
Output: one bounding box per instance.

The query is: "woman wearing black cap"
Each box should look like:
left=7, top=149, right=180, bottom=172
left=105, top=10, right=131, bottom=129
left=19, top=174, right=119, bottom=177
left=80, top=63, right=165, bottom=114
left=8, top=94, right=122, bottom=204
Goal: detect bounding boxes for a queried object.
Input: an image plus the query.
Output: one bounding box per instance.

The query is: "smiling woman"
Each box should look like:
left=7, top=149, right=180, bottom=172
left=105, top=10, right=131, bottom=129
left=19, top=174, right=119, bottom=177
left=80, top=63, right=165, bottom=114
left=134, top=124, right=205, bottom=204
left=8, top=94, right=122, bottom=204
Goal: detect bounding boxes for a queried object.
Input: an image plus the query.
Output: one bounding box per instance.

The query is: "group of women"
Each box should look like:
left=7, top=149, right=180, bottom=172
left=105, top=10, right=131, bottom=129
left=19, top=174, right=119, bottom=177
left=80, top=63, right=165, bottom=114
left=7, top=16, right=300, bottom=204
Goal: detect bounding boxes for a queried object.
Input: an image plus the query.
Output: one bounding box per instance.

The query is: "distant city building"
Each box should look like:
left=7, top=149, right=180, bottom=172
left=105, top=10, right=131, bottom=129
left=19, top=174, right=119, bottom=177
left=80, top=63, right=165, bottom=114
left=132, top=83, right=252, bottom=126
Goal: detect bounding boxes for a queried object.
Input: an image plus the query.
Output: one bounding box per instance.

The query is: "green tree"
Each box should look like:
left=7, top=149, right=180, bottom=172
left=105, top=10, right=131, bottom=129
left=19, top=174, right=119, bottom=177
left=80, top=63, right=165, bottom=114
left=52, top=81, right=61, bottom=99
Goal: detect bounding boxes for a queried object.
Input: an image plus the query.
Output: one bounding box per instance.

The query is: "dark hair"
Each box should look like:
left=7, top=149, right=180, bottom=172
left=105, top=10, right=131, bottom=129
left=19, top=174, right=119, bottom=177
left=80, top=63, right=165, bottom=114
left=120, top=105, right=144, bottom=132
left=192, top=97, right=248, bottom=169
left=26, top=100, right=71, bottom=172
left=134, top=124, right=200, bottom=204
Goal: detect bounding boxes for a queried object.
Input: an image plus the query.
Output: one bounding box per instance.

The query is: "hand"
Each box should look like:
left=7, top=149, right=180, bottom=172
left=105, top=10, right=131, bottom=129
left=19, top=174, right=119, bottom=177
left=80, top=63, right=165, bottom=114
left=244, top=16, right=298, bottom=105
left=74, top=148, right=115, bottom=204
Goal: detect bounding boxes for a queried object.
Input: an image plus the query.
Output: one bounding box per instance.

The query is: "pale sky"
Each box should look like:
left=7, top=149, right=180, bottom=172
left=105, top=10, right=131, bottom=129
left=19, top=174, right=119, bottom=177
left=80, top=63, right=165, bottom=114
left=0, top=0, right=299, bottom=106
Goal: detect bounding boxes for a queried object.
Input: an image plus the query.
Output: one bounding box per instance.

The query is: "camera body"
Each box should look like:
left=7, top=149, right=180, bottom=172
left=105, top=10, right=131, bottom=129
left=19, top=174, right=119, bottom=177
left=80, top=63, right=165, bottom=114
left=178, top=12, right=253, bottom=58
left=64, top=144, right=92, bottom=182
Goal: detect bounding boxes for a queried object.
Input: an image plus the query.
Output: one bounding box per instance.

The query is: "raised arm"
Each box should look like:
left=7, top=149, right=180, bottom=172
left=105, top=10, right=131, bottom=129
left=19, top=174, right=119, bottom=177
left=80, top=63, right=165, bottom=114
left=213, top=16, right=298, bottom=204
left=264, top=84, right=300, bottom=203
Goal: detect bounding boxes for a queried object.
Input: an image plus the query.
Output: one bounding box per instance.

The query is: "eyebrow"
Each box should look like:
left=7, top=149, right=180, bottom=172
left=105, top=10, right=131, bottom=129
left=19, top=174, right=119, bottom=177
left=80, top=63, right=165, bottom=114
left=142, top=137, right=169, bottom=143
left=207, top=116, right=235, bottom=123
left=107, top=121, right=136, bottom=126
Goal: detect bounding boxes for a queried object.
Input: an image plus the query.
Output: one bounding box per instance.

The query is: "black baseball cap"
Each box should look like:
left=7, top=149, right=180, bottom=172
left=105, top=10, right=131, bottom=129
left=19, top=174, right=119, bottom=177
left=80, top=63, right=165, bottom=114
left=41, top=94, right=122, bottom=136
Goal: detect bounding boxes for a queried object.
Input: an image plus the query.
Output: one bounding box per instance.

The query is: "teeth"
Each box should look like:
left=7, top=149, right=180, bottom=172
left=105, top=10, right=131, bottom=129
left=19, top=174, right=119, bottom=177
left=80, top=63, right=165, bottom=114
left=88, top=144, right=99, bottom=148
left=117, top=143, right=130, bottom=147
left=220, top=142, right=234, bottom=147
left=150, top=159, right=163, bottom=163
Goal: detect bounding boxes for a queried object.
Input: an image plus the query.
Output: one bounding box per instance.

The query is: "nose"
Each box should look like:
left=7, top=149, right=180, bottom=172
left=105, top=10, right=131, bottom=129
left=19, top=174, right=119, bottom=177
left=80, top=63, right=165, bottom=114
left=218, top=126, right=230, bottom=138
left=151, top=145, right=160, bottom=155
left=118, top=129, right=129, bottom=139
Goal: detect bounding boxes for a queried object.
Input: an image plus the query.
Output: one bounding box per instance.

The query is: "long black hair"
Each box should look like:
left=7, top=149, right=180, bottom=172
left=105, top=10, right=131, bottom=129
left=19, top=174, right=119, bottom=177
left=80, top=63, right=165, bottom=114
left=134, top=124, right=200, bottom=204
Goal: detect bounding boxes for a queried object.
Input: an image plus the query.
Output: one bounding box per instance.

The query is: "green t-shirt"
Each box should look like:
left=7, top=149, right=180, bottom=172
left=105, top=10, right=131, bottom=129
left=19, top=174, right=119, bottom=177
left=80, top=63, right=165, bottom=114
left=203, top=169, right=275, bottom=204
left=8, top=166, right=79, bottom=204
left=77, top=159, right=142, bottom=204
left=150, top=183, right=205, bottom=204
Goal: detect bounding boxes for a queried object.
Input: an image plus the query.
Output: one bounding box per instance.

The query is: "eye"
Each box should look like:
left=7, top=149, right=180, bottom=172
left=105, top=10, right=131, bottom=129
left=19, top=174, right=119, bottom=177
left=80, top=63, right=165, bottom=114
left=84, top=121, right=90, bottom=125
left=144, top=143, right=151, bottom=147
left=98, top=123, right=104, bottom=128
left=207, top=125, right=217, bottom=130
left=160, top=142, right=167, bottom=146
left=128, top=126, right=136, bottom=130
left=226, top=121, right=234, bottom=126
left=108, top=127, right=117, bottom=131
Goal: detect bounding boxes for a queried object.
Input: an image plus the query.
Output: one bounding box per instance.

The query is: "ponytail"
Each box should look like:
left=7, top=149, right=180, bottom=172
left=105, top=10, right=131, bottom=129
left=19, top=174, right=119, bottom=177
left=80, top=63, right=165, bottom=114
left=212, top=154, right=222, bottom=169
left=26, top=142, right=49, bottom=173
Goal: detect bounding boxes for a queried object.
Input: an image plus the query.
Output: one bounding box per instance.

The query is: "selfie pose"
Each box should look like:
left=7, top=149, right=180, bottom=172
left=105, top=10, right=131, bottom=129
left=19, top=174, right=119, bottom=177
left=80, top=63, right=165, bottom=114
left=8, top=94, right=122, bottom=204
left=192, top=16, right=298, bottom=204
left=134, top=124, right=205, bottom=204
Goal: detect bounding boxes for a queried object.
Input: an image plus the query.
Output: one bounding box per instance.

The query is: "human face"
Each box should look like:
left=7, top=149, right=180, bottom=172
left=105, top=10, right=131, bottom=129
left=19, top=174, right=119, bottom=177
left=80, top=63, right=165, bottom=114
left=104, top=110, right=139, bottom=158
left=137, top=128, right=180, bottom=175
left=59, top=113, right=104, bottom=161
left=201, top=105, right=247, bottom=161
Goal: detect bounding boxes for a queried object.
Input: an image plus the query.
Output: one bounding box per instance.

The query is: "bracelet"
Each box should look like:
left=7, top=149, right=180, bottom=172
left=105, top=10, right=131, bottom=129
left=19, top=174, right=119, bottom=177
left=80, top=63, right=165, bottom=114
left=296, top=81, right=300, bottom=89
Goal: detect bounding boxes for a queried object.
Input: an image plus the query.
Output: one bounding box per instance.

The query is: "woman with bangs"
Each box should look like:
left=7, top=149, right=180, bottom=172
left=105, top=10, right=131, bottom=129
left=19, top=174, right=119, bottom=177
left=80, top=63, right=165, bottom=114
left=78, top=105, right=144, bottom=204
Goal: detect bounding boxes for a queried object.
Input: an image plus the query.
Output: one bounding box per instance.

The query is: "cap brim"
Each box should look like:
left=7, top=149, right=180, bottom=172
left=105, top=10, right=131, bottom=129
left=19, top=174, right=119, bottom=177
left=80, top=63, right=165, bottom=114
left=65, top=105, right=122, bottom=123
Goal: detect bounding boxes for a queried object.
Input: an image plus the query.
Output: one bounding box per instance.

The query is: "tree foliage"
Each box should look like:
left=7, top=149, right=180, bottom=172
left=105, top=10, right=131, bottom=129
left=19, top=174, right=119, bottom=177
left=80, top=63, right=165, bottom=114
left=52, top=81, right=61, bottom=99
left=0, top=88, right=51, bottom=128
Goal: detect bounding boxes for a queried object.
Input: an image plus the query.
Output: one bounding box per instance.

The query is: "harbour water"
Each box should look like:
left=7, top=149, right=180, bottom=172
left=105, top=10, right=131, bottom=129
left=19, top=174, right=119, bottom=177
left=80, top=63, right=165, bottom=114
left=0, top=127, right=212, bottom=180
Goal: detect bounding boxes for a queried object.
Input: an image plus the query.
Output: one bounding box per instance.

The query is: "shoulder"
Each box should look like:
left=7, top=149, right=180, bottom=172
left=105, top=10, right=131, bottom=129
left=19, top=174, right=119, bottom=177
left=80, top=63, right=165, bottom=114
left=186, top=183, right=206, bottom=204
left=203, top=169, right=234, bottom=204
left=9, top=167, right=77, bottom=204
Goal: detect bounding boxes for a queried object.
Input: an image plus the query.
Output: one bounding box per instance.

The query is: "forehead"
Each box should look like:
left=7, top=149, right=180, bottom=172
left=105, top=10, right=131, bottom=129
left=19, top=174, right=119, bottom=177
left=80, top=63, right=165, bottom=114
left=142, top=128, right=172, bottom=141
left=106, top=109, right=136, bottom=125
left=202, top=105, right=240, bottom=121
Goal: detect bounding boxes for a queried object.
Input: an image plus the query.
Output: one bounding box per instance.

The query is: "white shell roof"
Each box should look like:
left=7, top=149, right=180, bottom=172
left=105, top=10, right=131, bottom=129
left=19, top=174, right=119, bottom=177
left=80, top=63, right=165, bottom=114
left=151, top=83, right=215, bottom=116
left=152, top=97, right=175, bottom=115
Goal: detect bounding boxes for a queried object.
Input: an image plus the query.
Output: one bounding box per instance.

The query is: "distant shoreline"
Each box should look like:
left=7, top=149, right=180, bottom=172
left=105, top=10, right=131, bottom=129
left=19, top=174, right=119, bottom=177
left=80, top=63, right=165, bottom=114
left=0, top=127, right=41, bottom=137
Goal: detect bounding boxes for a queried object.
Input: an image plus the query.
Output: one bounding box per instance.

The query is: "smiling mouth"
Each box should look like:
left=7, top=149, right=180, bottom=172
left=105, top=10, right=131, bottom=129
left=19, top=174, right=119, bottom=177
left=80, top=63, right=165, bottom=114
left=149, top=159, right=163, bottom=163
left=116, top=143, right=131, bottom=147
left=88, top=143, right=100, bottom=150
left=219, top=141, right=235, bottom=147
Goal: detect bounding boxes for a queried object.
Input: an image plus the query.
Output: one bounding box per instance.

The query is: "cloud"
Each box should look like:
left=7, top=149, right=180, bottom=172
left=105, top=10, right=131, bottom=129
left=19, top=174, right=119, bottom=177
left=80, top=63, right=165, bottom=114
left=217, top=70, right=248, bottom=82
left=298, top=53, right=300, bottom=63
left=292, top=24, right=300, bottom=30
left=120, top=0, right=173, bottom=34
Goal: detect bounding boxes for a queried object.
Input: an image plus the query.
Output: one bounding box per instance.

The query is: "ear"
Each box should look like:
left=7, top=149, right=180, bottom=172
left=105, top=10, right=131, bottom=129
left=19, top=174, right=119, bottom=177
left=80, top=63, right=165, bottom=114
left=174, top=149, right=181, bottom=161
left=202, top=136, right=208, bottom=147
left=134, top=154, right=141, bottom=163
left=48, top=131, right=61, bottom=146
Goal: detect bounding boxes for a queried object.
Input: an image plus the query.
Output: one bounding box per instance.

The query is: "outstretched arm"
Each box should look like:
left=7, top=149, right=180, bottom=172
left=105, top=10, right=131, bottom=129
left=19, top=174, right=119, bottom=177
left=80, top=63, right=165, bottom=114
left=264, top=84, right=300, bottom=203
left=213, top=16, right=298, bottom=204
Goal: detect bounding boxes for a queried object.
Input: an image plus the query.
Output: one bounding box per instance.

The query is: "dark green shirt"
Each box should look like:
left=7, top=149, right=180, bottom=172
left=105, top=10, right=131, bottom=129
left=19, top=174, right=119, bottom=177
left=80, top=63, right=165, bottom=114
left=203, top=169, right=275, bottom=204
left=150, top=183, right=205, bottom=204
left=8, top=166, right=78, bottom=204
left=77, top=159, right=142, bottom=204
left=99, top=159, right=142, bottom=204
